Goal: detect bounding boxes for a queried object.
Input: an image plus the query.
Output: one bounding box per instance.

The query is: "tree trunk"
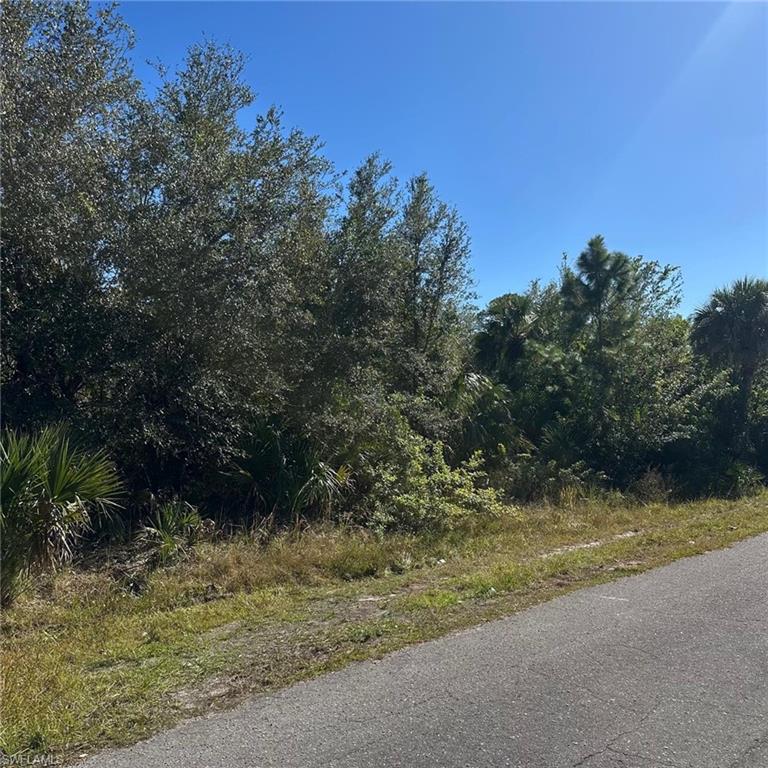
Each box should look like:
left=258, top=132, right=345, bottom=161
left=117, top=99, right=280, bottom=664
left=735, top=365, right=755, bottom=458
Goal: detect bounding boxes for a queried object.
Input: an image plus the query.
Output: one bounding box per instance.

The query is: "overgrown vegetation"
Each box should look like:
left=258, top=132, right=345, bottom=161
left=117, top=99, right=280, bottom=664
left=3, top=3, right=766, bottom=570
left=2, top=494, right=767, bottom=760
left=1, top=3, right=767, bottom=758
left=0, top=425, right=121, bottom=607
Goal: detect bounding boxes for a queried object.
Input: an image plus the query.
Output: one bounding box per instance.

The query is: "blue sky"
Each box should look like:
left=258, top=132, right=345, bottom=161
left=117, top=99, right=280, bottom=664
left=117, top=1, right=767, bottom=314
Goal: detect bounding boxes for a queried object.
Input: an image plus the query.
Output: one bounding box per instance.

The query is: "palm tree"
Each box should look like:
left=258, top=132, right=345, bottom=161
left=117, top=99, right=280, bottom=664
left=0, top=425, right=122, bottom=608
left=475, top=293, right=536, bottom=381
left=691, top=277, right=768, bottom=454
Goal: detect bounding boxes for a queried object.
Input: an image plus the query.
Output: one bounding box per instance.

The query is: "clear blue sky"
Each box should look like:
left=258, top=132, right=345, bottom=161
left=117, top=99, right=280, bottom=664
left=116, top=1, right=767, bottom=314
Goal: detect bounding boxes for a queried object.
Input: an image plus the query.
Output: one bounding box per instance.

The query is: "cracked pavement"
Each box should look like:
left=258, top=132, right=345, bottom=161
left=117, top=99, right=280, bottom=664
left=81, top=533, right=768, bottom=768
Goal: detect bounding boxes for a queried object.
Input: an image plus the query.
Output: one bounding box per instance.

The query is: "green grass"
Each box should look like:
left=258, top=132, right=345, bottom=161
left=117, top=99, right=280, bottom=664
left=2, top=493, right=767, bottom=762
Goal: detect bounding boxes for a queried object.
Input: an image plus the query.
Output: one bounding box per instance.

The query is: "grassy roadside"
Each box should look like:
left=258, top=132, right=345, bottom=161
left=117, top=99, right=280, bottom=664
left=2, top=493, right=767, bottom=762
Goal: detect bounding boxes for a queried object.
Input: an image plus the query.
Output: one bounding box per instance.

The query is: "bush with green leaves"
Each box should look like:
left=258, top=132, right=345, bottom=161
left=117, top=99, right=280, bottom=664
left=0, top=425, right=122, bottom=607
left=354, top=405, right=504, bottom=532
left=748, top=367, right=768, bottom=477
left=220, top=419, right=354, bottom=526
left=500, top=451, right=608, bottom=504
left=139, top=500, right=202, bottom=565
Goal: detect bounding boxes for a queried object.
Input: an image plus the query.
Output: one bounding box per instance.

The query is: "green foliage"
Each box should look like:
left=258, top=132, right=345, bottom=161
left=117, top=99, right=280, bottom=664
left=748, top=367, right=768, bottom=476
left=1, top=0, right=765, bottom=560
left=475, top=293, right=535, bottom=381
left=474, top=239, right=764, bottom=500
left=0, top=425, right=122, bottom=607
left=1, top=0, right=138, bottom=430
left=691, top=278, right=768, bottom=371
left=448, top=372, right=526, bottom=468
left=560, top=235, right=639, bottom=352
left=692, top=278, right=768, bottom=456
left=720, top=462, right=764, bottom=499
left=355, top=406, right=504, bottom=532
left=140, top=500, right=202, bottom=565
left=224, top=421, right=353, bottom=524
left=2, top=1, right=477, bottom=518
left=394, top=173, right=474, bottom=395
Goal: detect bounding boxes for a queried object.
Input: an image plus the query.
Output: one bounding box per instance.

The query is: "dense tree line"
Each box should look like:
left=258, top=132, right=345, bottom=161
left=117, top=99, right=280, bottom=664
left=2, top=1, right=767, bottom=554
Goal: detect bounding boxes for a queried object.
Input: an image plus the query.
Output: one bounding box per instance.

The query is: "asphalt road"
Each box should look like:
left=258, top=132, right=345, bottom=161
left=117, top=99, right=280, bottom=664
left=83, top=534, right=768, bottom=768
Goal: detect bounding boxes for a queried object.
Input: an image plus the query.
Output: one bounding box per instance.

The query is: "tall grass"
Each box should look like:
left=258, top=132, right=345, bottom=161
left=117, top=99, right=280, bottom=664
left=2, top=493, right=766, bottom=759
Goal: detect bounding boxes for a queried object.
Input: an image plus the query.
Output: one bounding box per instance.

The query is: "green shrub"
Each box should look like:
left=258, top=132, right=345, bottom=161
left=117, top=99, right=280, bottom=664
left=0, top=426, right=122, bottom=608
left=139, top=500, right=202, bottom=565
left=502, top=452, right=606, bottom=504
left=223, top=420, right=354, bottom=525
left=628, top=469, right=672, bottom=504
left=356, top=408, right=504, bottom=532
left=722, top=461, right=764, bottom=499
